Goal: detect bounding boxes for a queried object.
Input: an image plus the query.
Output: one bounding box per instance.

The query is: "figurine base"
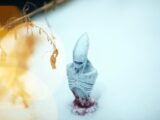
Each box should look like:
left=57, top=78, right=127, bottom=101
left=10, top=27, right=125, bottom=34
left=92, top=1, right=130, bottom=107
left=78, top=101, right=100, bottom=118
left=71, top=99, right=97, bottom=115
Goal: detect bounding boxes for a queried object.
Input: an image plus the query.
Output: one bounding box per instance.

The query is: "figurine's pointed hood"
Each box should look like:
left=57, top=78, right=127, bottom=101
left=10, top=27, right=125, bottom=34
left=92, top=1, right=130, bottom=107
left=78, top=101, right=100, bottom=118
left=73, top=33, right=89, bottom=62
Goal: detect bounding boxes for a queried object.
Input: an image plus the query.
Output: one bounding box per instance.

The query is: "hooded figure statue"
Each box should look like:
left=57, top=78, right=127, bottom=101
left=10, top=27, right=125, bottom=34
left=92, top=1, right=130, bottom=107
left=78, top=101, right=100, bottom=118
left=67, top=33, right=98, bottom=110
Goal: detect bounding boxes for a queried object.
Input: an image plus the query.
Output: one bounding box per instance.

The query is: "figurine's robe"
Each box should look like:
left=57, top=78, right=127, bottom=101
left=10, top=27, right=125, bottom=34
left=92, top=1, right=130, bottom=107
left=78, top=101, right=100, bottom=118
left=67, top=60, right=97, bottom=99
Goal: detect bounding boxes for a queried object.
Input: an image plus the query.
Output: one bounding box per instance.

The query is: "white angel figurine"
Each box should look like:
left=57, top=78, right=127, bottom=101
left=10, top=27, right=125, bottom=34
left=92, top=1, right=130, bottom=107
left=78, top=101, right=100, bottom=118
left=67, top=33, right=98, bottom=109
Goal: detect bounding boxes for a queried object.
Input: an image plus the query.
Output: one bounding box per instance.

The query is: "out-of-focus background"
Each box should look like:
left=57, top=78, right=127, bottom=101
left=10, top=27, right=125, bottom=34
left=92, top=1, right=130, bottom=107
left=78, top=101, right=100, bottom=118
left=0, top=0, right=160, bottom=120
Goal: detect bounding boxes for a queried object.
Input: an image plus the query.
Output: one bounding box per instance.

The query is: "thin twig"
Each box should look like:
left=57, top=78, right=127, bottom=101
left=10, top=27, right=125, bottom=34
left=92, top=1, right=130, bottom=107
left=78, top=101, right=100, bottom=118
left=2, top=1, right=56, bottom=29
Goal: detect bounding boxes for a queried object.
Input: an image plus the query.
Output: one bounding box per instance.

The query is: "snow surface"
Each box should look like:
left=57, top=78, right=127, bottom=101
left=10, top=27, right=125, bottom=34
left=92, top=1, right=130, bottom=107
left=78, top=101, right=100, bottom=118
left=1, top=0, right=160, bottom=120
left=34, top=1, right=160, bottom=120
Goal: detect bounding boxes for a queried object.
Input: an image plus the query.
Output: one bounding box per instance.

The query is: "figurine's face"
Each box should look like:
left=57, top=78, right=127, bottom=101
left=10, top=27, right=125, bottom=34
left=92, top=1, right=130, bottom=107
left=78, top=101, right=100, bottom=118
left=73, top=33, right=89, bottom=70
left=73, top=61, right=84, bottom=69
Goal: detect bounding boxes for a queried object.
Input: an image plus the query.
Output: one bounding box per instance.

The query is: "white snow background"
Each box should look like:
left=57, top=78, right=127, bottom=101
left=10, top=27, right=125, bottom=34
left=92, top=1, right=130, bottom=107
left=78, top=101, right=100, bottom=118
left=1, top=0, right=160, bottom=120
left=34, top=0, right=160, bottom=120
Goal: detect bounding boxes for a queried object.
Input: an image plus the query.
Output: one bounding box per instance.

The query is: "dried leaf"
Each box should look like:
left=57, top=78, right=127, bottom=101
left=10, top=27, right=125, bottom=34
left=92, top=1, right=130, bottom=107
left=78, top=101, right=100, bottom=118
left=50, top=48, right=58, bottom=69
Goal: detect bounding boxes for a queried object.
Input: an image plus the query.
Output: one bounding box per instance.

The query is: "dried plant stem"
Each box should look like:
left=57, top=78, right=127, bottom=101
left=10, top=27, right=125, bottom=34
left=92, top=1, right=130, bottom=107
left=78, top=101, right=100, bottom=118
left=26, top=22, right=56, bottom=49
left=2, top=1, right=56, bottom=29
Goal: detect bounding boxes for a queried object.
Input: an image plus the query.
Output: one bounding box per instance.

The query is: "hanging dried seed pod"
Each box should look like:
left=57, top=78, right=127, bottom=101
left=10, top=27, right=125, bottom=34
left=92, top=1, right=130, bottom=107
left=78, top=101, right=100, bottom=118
left=50, top=48, right=58, bottom=69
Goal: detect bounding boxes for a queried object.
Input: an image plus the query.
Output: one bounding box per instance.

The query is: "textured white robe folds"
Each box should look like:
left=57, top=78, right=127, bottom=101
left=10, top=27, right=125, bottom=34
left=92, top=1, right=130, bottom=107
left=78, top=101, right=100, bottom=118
left=67, top=60, right=97, bottom=99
